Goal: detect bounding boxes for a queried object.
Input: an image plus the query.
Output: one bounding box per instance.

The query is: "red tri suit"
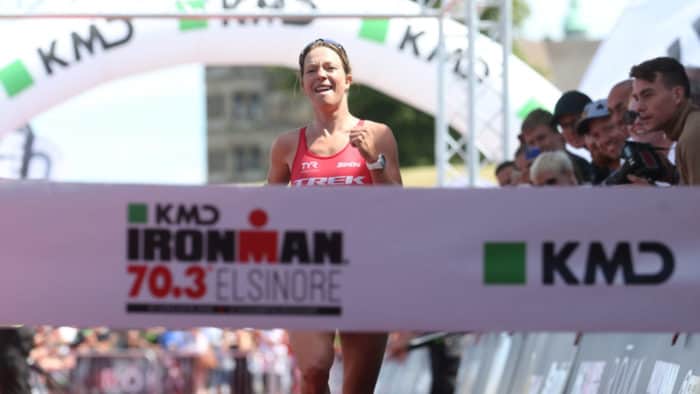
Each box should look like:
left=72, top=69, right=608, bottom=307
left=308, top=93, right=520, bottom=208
left=290, top=121, right=373, bottom=187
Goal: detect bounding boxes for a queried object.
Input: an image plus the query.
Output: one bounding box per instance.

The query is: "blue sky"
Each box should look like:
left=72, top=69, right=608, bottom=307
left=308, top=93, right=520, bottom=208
left=520, top=0, right=631, bottom=40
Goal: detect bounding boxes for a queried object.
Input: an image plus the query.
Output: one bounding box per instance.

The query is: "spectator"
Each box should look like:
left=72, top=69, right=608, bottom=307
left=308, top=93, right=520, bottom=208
left=29, top=327, right=75, bottom=390
left=0, top=327, right=33, bottom=394
left=607, top=80, right=633, bottom=133
left=386, top=332, right=460, bottom=394
left=513, top=145, right=531, bottom=185
left=125, top=329, right=154, bottom=349
left=74, top=328, right=111, bottom=354
left=494, top=161, right=516, bottom=186
left=551, top=90, right=590, bottom=149
left=520, top=108, right=593, bottom=183
left=626, top=98, right=673, bottom=160
left=582, top=136, right=615, bottom=185
left=630, top=56, right=700, bottom=184
left=595, top=80, right=634, bottom=161
left=577, top=100, right=623, bottom=164
left=530, top=151, right=578, bottom=186
left=576, top=99, right=622, bottom=184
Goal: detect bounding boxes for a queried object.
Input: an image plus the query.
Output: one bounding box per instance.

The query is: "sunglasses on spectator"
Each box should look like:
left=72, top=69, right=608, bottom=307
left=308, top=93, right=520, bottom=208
left=623, top=110, right=639, bottom=125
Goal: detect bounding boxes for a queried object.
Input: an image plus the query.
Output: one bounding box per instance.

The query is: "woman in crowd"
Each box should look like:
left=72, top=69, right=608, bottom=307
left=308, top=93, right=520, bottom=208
left=530, top=151, right=579, bottom=186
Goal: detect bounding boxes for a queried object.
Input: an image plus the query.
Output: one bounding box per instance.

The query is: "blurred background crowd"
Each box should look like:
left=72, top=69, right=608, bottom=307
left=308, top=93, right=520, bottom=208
left=24, top=326, right=295, bottom=394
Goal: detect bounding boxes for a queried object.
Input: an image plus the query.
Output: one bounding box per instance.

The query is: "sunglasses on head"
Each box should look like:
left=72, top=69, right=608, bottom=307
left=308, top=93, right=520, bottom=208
left=316, top=38, right=344, bottom=50
left=298, top=38, right=346, bottom=67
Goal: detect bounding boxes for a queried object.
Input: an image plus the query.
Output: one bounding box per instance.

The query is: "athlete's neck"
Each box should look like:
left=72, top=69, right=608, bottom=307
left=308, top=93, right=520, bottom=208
left=310, top=102, right=356, bottom=136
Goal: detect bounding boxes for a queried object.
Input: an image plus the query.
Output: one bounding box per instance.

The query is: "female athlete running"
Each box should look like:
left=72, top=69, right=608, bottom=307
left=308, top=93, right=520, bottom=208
left=266, top=38, right=402, bottom=393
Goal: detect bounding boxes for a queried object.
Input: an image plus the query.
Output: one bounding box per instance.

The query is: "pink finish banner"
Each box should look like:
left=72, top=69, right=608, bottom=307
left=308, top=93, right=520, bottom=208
left=0, top=183, right=698, bottom=331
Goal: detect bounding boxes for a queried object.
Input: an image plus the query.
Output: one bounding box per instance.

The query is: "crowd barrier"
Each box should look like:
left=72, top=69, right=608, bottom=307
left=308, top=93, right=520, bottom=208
left=73, top=352, right=190, bottom=393
left=452, top=332, right=700, bottom=394
left=27, top=332, right=700, bottom=393
left=30, top=347, right=433, bottom=394
left=374, top=348, right=432, bottom=394
left=31, top=350, right=288, bottom=394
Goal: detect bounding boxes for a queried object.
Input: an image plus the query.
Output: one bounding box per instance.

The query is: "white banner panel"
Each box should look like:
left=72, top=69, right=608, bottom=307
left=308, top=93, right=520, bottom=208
left=0, top=183, right=699, bottom=331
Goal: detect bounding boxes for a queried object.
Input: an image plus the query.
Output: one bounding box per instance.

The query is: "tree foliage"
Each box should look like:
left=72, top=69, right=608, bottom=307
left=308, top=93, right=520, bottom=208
left=350, top=84, right=435, bottom=166
left=481, top=0, right=530, bottom=29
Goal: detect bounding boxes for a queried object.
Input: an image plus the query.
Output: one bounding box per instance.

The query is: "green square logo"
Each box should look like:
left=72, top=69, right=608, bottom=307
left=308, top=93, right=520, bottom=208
left=128, top=204, right=148, bottom=224
left=179, top=19, right=208, bottom=30
left=516, top=98, right=545, bottom=120
left=177, top=0, right=208, bottom=31
left=484, top=242, right=526, bottom=285
left=0, top=60, right=34, bottom=97
left=359, top=19, right=390, bottom=43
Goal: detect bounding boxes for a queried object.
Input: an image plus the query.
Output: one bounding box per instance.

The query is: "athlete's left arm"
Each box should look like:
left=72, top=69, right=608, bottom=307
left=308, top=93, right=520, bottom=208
left=350, top=122, right=403, bottom=185
left=369, top=124, right=403, bottom=186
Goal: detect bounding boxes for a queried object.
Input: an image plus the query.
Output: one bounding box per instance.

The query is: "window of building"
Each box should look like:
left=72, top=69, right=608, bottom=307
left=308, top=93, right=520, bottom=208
left=248, top=93, right=262, bottom=121
left=231, top=91, right=263, bottom=121
left=233, top=145, right=263, bottom=172
left=208, top=150, right=227, bottom=173
left=207, top=94, right=225, bottom=118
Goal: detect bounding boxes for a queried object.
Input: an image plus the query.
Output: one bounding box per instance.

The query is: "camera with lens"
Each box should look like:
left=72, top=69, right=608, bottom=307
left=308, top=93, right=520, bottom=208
left=603, top=141, right=677, bottom=185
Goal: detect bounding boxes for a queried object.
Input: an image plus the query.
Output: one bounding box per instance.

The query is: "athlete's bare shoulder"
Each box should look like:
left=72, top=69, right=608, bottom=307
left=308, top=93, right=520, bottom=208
left=360, top=119, right=393, bottom=135
left=270, top=128, right=302, bottom=162
left=268, top=128, right=303, bottom=184
left=272, top=128, right=301, bottom=152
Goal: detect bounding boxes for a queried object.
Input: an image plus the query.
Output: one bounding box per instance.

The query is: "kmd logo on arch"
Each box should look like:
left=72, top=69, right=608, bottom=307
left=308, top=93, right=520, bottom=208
left=483, top=241, right=675, bottom=286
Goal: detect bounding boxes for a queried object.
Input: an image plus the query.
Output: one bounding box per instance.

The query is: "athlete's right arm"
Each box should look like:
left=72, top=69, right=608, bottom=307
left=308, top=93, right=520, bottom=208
left=266, top=132, right=294, bottom=185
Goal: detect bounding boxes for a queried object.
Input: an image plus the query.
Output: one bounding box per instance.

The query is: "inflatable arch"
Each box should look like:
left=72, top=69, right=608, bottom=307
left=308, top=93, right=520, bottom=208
left=580, top=0, right=700, bottom=98
left=0, top=0, right=561, bottom=162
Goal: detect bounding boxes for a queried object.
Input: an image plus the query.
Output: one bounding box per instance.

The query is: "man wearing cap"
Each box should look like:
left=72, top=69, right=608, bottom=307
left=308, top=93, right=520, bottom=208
left=551, top=91, right=590, bottom=149
left=576, top=99, right=625, bottom=184
left=592, top=101, right=630, bottom=164
left=630, top=57, right=700, bottom=185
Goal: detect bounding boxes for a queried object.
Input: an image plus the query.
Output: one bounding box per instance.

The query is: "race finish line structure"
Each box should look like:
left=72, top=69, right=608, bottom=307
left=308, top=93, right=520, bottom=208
left=0, top=0, right=527, bottom=187
left=0, top=182, right=698, bottom=331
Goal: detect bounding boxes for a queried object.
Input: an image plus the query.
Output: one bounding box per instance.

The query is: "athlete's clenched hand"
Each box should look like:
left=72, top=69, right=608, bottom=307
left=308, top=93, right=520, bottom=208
left=349, top=126, right=379, bottom=163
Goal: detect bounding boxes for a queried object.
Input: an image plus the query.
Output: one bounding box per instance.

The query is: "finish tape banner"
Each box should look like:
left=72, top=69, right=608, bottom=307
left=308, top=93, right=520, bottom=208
left=0, top=182, right=698, bottom=331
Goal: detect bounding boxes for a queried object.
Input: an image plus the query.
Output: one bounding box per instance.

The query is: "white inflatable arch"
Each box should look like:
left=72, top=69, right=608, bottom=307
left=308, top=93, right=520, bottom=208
left=580, top=0, right=700, bottom=98
left=0, top=0, right=561, bottom=161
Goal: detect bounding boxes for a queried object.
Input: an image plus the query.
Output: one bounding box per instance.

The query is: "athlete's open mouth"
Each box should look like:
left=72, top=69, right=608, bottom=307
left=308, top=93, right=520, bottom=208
left=314, top=85, right=333, bottom=93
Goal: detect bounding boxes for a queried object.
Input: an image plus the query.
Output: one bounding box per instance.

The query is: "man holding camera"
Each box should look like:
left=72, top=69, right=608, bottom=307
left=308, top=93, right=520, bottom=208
left=630, top=57, right=700, bottom=185
left=577, top=98, right=676, bottom=186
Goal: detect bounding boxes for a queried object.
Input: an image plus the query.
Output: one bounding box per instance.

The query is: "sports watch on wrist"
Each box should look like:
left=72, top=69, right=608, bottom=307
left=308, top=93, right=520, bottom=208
left=366, top=153, right=386, bottom=170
